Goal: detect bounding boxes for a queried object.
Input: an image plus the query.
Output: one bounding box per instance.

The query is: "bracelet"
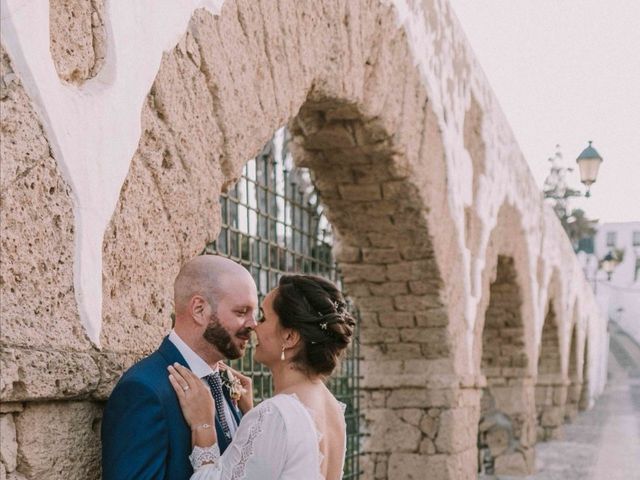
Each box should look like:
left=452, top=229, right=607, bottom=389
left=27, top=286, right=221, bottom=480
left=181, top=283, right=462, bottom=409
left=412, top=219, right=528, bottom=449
left=192, top=423, right=213, bottom=431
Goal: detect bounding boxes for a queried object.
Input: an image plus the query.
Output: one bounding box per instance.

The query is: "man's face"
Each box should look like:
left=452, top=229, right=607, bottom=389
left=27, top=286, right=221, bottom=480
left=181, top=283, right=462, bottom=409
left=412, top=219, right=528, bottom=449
left=202, top=273, right=258, bottom=359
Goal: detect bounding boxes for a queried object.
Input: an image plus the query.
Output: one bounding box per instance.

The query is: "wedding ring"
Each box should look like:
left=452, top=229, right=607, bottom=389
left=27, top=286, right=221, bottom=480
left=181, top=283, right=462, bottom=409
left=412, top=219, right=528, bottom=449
left=183, top=385, right=190, bottom=391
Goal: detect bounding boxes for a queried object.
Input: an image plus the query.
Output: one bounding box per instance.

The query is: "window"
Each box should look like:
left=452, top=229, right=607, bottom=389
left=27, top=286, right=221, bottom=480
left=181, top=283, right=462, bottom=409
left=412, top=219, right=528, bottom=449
left=633, top=231, right=640, bottom=247
left=606, top=231, right=617, bottom=247
left=635, top=257, right=640, bottom=283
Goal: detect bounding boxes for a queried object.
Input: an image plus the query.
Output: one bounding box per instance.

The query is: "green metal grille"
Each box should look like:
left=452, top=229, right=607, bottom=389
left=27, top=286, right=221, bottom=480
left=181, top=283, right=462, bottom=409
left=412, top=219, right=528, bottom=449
left=204, top=127, right=362, bottom=478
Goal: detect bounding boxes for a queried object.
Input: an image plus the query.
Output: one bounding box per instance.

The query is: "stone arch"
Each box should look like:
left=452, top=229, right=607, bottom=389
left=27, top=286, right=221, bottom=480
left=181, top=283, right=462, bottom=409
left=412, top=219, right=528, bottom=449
left=98, top=2, right=472, bottom=479
left=473, top=203, right=537, bottom=476
left=579, top=335, right=591, bottom=411
left=564, top=306, right=582, bottom=422
left=535, top=271, right=566, bottom=441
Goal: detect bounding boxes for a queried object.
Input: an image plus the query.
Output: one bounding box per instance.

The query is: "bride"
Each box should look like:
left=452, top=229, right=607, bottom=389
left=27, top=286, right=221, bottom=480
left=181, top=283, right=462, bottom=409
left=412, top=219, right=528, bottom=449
left=167, top=274, right=356, bottom=480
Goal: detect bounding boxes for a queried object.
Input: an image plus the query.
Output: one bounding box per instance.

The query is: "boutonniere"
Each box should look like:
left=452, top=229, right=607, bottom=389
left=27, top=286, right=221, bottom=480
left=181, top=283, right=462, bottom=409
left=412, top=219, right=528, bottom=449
left=220, top=367, right=246, bottom=402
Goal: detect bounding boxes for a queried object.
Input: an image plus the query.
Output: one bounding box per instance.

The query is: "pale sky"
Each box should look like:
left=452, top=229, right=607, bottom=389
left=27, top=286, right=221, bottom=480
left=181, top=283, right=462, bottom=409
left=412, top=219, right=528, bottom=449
left=448, top=0, right=640, bottom=223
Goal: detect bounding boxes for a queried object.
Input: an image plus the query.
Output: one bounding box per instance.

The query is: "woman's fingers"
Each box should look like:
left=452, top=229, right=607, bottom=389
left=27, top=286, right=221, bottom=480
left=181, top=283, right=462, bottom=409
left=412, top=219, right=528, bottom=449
left=168, top=365, right=194, bottom=394
left=168, top=371, right=187, bottom=400
left=172, top=363, right=200, bottom=390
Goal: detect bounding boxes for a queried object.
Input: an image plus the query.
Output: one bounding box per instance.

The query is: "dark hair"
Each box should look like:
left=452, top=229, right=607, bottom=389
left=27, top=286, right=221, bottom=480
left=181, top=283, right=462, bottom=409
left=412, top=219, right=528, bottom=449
left=272, top=274, right=356, bottom=377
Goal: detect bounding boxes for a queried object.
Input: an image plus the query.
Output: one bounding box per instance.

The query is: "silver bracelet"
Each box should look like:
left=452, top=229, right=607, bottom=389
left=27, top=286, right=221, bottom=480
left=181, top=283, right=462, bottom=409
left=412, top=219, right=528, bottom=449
left=192, top=423, right=212, bottom=431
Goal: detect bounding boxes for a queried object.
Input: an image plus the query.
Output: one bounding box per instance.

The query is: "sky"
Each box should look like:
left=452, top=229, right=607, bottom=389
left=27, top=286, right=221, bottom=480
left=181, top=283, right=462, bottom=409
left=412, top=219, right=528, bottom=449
left=447, top=0, right=640, bottom=224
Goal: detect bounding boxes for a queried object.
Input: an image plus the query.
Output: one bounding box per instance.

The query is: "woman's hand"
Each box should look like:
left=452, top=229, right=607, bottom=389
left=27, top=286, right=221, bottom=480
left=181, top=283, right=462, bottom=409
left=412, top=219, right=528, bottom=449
left=168, top=363, right=215, bottom=429
left=219, top=363, right=254, bottom=414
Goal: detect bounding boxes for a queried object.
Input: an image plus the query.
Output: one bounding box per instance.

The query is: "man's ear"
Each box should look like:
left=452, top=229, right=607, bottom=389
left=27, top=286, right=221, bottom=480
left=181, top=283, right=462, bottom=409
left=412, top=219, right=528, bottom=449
left=189, top=295, right=209, bottom=326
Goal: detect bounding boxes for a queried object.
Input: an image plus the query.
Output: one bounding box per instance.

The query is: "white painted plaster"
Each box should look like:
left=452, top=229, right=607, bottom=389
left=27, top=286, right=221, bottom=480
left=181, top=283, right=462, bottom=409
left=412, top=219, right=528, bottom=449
left=0, top=0, right=224, bottom=347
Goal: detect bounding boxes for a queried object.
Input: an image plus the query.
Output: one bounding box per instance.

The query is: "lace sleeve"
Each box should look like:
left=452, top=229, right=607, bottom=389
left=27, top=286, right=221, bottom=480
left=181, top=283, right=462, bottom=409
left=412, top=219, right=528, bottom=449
left=189, top=444, right=221, bottom=471
left=189, top=400, right=287, bottom=480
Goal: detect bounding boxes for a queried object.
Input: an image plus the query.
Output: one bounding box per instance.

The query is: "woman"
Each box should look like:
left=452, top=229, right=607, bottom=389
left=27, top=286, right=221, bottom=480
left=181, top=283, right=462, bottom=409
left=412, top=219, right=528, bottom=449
left=168, top=274, right=356, bottom=480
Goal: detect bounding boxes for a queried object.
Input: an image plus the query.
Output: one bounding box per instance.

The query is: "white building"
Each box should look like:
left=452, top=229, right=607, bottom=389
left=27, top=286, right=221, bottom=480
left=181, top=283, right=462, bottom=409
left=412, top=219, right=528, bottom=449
left=581, top=222, right=640, bottom=343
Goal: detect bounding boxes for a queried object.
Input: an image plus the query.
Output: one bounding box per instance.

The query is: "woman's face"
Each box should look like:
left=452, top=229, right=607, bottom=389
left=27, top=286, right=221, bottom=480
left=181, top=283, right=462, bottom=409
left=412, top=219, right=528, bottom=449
left=253, top=288, right=282, bottom=366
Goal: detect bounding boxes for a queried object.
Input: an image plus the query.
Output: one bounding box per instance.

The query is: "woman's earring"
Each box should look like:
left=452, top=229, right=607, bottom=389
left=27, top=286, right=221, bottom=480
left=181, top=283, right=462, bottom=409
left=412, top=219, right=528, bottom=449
left=280, top=345, right=286, bottom=361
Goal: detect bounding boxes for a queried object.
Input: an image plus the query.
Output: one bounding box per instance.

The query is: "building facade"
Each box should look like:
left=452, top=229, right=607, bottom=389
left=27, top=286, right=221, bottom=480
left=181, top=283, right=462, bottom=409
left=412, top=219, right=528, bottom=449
left=0, top=1, right=608, bottom=479
left=580, top=222, right=640, bottom=344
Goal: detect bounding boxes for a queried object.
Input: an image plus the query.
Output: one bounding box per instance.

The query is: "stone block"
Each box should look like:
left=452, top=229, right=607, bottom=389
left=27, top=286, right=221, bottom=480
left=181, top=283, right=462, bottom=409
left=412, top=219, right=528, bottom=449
left=338, top=183, right=381, bottom=201
left=434, top=408, right=478, bottom=453
left=414, top=308, right=449, bottom=327
left=541, top=406, right=564, bottom=427
left=49, top=0, right=106, bottom=84
left=0, top=348, right=100, bottom=402
left=369, top=282, right=408, bottom=297
left=362, top=248, right=402, bottom=264
left=379, top=312, right=415, bottom=328
left=419, top=414, right=439, bottom=438
left=364, top=409, right=421, bottom=453
left=494, top=451, right=534, bottom=475
left=0, top=414, right=17, bottom=472
left=0, top=404, right=22, bottom=414
left=394, top=294, right=441, bottom=311
left=14, top=402, right=101, bottom=480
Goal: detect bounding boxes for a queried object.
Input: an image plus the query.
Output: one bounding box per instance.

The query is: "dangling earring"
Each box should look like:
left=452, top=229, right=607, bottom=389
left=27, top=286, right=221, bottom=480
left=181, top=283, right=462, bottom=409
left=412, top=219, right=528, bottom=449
left=280, top=345, right=286, bottom=361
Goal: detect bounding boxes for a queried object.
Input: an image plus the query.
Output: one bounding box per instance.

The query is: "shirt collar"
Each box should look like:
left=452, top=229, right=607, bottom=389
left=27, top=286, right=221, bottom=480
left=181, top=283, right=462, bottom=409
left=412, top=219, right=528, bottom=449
left=168, top=330, right=219, bottom=378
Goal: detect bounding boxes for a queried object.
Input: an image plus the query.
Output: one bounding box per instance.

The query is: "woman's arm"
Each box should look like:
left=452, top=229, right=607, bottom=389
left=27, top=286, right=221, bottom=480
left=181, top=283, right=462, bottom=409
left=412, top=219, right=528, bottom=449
left=168, top=364, right=217, bottom=448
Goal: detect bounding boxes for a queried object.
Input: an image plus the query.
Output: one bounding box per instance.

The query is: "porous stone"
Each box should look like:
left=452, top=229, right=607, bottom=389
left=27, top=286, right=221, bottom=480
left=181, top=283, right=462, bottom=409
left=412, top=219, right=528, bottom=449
left=14, top=402, right=101, bottom=480
left=0, top=45, right=88, bottom=358
left=0, top=348, right=100, bottom=401
left=49, top=0, right=106, bottom=84
left=0, top=414, right=17, bottom=472
left=365, top=409, right=422, bottom=453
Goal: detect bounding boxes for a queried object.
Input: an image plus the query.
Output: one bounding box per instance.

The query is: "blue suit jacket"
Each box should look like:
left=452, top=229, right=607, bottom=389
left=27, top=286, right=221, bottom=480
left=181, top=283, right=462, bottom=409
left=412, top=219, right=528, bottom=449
left=102, top=337, right=241, bottom=480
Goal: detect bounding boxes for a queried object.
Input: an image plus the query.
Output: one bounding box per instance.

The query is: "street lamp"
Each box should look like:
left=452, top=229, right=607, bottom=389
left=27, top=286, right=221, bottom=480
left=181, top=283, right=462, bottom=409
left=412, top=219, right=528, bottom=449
left=600, top=251, right=618, bottom=281
left=575, top=141, right=603, bottom=198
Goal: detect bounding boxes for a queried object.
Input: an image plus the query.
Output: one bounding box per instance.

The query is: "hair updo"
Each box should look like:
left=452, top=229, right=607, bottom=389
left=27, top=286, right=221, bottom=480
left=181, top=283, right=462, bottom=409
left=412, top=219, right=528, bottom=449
left=272, top=274, right=357, bottom=377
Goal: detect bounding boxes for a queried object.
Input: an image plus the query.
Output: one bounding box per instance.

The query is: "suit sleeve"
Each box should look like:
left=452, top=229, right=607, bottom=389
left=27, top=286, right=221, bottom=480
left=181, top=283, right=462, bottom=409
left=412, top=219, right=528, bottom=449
left=102, top=379, right=169, bottom=480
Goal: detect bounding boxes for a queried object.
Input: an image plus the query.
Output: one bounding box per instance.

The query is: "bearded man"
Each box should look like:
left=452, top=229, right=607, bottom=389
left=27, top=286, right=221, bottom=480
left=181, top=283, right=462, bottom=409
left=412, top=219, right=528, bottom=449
left=102, top=255, right=258, bottom=480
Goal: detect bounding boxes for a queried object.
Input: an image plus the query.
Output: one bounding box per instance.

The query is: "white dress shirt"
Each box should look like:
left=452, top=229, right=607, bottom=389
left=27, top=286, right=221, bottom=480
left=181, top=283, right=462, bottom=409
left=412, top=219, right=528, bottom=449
left=168, top=330, right=238, bottom=435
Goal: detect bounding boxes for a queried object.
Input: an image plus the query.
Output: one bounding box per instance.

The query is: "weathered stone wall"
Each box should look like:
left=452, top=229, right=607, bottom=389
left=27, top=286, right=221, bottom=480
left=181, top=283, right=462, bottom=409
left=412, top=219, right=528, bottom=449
left=0, top=1, right=608, bottom=479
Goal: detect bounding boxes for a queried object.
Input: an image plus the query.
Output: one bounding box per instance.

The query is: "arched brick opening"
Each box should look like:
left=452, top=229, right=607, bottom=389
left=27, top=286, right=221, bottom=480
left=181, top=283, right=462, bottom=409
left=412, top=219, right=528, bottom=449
left=579, top=337, right=591, bottom=411
left=564, top=306, right=582, bottom=422
left=535, top=296, right=566, bottom=441
left=96, top=2, right=473, bottom=477
left=288, top=97, right=470, bottom=478
left=477, top=255, right=535, bottom=475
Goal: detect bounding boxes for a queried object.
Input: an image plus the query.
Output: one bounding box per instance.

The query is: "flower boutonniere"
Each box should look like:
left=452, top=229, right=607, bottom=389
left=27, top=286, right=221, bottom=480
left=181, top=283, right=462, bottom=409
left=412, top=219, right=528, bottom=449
left=220, top=367, right=247, bottom=402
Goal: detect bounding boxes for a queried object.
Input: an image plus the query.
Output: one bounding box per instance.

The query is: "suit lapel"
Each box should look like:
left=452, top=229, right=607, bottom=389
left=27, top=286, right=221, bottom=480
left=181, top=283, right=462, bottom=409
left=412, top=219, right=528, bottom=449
left=157, top=336, right=189, bottom=368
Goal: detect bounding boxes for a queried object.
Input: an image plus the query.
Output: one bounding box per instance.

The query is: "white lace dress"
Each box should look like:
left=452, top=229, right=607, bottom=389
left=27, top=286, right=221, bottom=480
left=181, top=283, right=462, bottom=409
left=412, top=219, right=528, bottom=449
left=189, top=393, right=346, bottom=480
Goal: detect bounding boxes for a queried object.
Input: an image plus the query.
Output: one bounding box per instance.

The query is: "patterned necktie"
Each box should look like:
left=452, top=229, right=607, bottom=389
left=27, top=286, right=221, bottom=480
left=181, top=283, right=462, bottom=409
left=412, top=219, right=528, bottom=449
left=205, top=371, right=232, bottom=440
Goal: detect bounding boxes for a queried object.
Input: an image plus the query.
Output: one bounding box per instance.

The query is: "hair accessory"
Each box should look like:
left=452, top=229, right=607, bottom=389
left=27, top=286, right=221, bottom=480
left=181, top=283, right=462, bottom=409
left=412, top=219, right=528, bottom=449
left=320, top=322, right=328, bottom=330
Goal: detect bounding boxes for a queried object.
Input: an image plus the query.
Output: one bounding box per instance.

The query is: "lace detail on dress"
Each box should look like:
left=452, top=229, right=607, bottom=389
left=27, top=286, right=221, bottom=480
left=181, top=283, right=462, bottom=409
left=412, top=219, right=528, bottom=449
left=189, top=444, right=221, bottom=471
left=230, top=402, right=272, bottom=480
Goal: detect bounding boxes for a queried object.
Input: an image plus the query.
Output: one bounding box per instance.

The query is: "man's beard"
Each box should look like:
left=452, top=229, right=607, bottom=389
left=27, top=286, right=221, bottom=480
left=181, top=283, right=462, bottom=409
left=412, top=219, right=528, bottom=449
left=203, top=313, right=250, bottom=360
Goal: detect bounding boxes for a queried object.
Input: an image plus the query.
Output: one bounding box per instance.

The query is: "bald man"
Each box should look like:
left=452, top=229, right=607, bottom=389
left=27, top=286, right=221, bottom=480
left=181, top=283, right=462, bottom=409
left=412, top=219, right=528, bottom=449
left=102, top=255, right=258, bottom=480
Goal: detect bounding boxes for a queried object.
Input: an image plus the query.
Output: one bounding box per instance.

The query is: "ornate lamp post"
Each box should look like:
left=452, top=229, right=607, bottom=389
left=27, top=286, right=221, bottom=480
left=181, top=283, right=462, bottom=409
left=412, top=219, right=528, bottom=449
left=599, top=251, right=619, bottom=281
left=575, top=141, right=603, bottom=197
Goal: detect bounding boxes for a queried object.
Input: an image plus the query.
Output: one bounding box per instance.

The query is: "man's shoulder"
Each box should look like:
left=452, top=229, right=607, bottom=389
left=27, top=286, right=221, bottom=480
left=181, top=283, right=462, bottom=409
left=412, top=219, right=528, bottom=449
left=113, top=348, right=171, bottom=395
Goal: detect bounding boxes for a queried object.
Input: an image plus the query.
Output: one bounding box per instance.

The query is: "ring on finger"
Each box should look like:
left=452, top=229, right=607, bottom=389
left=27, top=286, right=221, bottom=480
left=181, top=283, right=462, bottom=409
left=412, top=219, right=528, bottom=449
left=182, top=385, right=190, bottom=392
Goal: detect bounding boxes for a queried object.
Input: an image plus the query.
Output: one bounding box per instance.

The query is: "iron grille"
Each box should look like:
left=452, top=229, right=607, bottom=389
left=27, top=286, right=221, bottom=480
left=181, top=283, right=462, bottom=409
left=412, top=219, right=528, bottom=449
left=204, top=127, right=362, bottom=478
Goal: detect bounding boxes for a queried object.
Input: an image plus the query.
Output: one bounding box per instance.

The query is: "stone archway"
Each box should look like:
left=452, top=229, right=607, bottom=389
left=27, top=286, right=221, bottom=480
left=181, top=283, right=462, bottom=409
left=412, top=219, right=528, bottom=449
left=477, top=255, right=536, bottom=475
left=535, top=294, right=566, bottom=441
left=579, top=337, right=591, bottom=411
left=97, top=2, right=472, bottom=478
left=564, top=306, right=582, bottom=422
